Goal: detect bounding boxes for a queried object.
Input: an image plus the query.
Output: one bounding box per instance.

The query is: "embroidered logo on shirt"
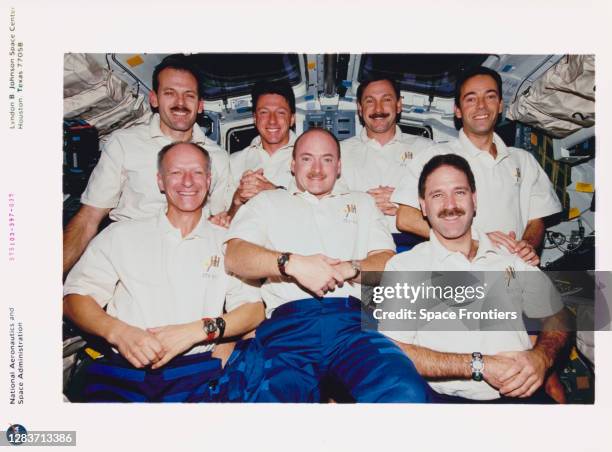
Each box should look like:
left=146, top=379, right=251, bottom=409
left=343, top=203, right=358, bottom=223
left=514, top=167, right=521, bottom=184
left=399, top=151, right=413, bottom=166
left=202, top=255, right=221, bottom=278
left=505, top=266, right=516, bottom=287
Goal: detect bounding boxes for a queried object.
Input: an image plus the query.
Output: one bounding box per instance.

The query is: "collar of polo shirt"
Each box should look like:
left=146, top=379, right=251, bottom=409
left=156, top=207, right=209, bottom=239
left=250, top=130, right=297, bottom=152
left=428, top=227, right=501, bottom=263
left=148, top=113, right=207, bottom=145
left=458, top=129, right=510, bottom=163
left=359, top=125, right=402, bottom=146
left=287, top=177, right=351, bottom=201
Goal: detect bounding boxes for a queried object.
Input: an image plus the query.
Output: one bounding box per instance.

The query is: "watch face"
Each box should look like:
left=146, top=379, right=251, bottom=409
left=472, top=361, right=484, bottom=371
left=204, top=320, right=217, bottom=334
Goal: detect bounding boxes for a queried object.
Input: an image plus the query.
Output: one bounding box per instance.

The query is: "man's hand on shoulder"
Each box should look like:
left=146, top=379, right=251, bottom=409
left=105, top=321, right=164, bottom=369
left=284, top=254, right=345, bottom=297
left=148, top=321, right=205, bottom=369
left=367, top=185, right=398, bottom=216
left=209, top=211, right=231, bottom=228
left=486, top=230, right=539, bottom=266
left=496, top=349, right=550, bottom=398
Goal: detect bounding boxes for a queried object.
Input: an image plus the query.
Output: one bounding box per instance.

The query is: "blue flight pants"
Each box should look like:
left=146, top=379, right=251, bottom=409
left=220, top=297, right=431, bottom=403
left=81, top=350, right=222, bottom=403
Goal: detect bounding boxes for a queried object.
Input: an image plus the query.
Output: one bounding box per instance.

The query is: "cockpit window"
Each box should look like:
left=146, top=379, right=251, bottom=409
left=358, top=54, right=489, bottom=98
left=190, top=53, right=302, bottom=101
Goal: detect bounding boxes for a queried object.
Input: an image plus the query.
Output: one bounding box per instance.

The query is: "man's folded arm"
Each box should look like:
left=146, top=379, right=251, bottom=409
left=63, top=293, right=163, bottom=368
left=391, top=340, right=471, bottom=379
left=396, top=204, right=430, bottom=238
left=63, top=205, right=110, bottom=275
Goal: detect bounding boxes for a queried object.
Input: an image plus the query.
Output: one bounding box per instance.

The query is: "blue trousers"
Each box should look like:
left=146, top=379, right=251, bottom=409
left=81, top=350, right=222, bottom=403
left=220, top=297, right=431, bottom=403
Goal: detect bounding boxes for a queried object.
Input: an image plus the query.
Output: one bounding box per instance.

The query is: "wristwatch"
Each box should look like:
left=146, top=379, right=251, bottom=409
left=277, top=252, right=292, bottom=277
left=202, top=317, right=226, bottom=341
left=350, top=260, right=361, bottom=280
left=470, top=352, right=485, bottom=381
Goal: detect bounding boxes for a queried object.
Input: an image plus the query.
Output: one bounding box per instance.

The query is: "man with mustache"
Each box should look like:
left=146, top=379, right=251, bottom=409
left=226, top=81, right=297, bottom=219
left=380, top=154, right=569, bottom=403
left=63, top=142, right=263, bottom=402
left=340, top=77, right=434, bottom=236
left=393, top=66, right=561, bottom=264
left=63, top=54, right=230, bottom=274
left=222, top=128, right=429, bottom=403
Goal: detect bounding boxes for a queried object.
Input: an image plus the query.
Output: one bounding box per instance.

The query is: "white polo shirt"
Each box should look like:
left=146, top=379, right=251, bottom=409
left=391, top=129, right=561, bottom=238
left=340, top=126, right=434, bottom=232
left=225, top=182, right=396, bottom=317
left=64, top=210, right=260, bottom=354
left=81, top=113, right=230, bottom=220
left=382, top=228, right=563, bottom=400
left=228, top=131, right=297, bottom=199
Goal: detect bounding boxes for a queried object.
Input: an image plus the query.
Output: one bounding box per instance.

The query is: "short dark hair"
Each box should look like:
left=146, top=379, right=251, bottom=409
left=355, top=78, right=401, bottom=126
left=157, top=142, right=210, bottom=173
left=418, top=153, right=476, bottom=199
left=453, top=66, right=503, bottom=130
left=152, top=54, right=201, bottom=97
left=356, top=77, right=400, bottom=104
left=293, top=128, right=341, bottom=160
left=251, top=80, right=296, bottom=114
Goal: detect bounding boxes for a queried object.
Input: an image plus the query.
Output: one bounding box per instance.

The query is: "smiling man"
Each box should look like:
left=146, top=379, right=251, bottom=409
left=393, top=66, right=561, bottom=262
left=63, top=142, right=263, bottom=402
left=227, top=81, right=297, bottom=218
left=381, top=154, right=569, bottom=403
left=222, top=128, right=429, bottom=403
left=340, top=77, right=434, bottom=233
left=63, top=54, right=230, bottom=274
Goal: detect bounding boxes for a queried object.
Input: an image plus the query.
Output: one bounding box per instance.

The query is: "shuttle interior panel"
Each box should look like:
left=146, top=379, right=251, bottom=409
left=353, top=53, right=489, bottom=99
left=397, top=122, right=432, bottom=139
left=303, top=109, right=356, bottom=141
left=226, top=124, right=260, bottom=154
left=191, top=53, right=303, bottom=101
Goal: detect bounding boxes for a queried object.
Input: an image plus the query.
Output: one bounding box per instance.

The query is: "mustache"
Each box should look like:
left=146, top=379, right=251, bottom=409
left=171, top=106, right=191, bottom=113
left=438, top=207, right=465, bottom=219
left=307, top=172, right=325, bottom=179
left=368, top=112, right=390, bottom=119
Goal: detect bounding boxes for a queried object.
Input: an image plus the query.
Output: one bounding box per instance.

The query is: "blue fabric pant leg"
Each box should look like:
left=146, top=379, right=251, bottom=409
left=82, top=351, right=222, bottom=403
left=321, top=298, right=431, bottom=403
left=239, top=301, right=325, bottom=403
left=222, top=298, right=430, bottom=403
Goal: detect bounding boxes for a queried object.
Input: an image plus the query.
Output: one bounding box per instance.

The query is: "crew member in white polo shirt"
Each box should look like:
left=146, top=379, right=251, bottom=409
left=393, top=66, right=561, bottom=262
left=227, top=80, right=297, bottom=219
left=63, top=54, right=230, bottom=274
left=340, top=77, right=434, bottom=234
left=63, top=142, right=263, bottom=402
left=222, top=128, right=429, bottom=403
left=381, top=154, right=569, bottom=403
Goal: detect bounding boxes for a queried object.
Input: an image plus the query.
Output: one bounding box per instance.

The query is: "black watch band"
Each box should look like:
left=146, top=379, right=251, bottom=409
left=215, top=317, right=226, bottom=339
left=277, top=252, right=292, bottom=277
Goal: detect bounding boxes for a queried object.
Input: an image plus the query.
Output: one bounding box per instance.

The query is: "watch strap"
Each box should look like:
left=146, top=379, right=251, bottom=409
left=277, top=252, right=292, bottom=277
left=471, top=352, right=484, bottom=381
left=215, top=317, right=226, bottom=339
